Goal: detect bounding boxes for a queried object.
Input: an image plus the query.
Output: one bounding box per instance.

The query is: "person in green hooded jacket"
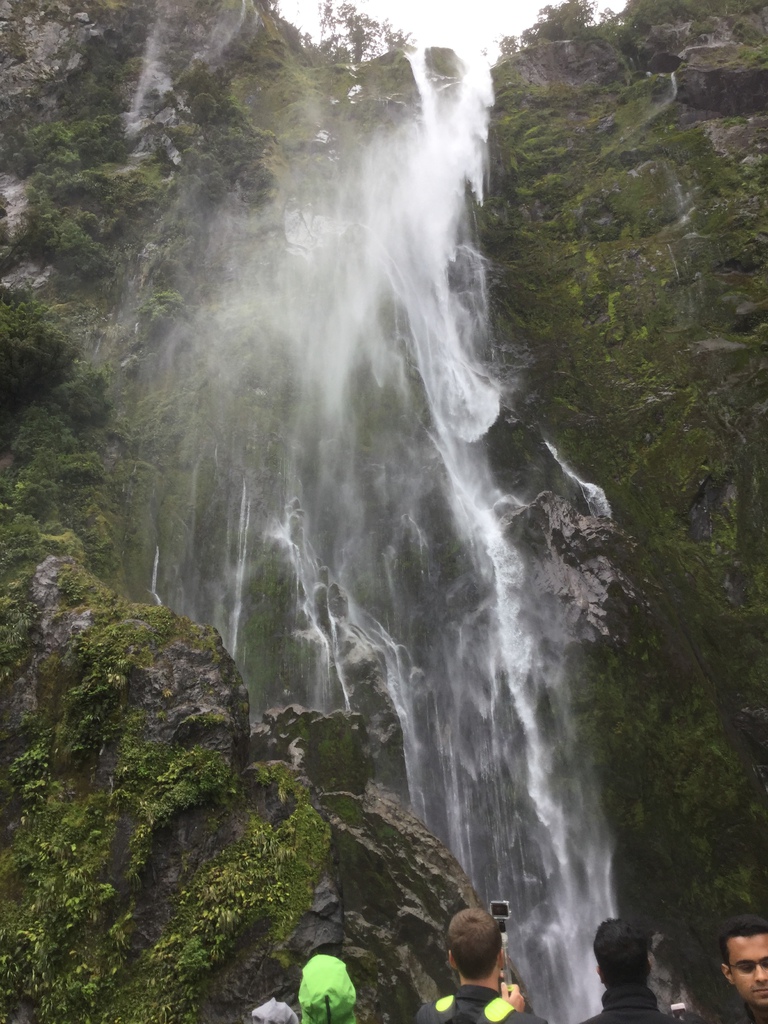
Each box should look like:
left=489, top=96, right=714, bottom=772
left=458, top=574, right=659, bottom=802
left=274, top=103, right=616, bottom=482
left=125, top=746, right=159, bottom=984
left=299, top=954, right=357, bottom=1024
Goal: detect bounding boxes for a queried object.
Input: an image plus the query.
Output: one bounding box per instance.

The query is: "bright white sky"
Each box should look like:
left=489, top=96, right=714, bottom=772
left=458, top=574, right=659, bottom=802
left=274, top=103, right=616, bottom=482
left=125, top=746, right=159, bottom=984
left=281, top=0, right=620, bottom=61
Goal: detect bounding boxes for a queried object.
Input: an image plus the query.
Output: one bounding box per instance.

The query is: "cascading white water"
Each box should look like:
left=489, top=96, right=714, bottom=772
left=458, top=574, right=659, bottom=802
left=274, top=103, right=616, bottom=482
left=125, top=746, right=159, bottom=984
left=267, top=50, right=616, bottom=1021
left=228, top=479, right=252, bottom=661
left=545, top=441, right=613, bottom=519
left=124, top=24, right=171, bottom=136
left=272, top=503, right=353, bottom=711
left=130, top=31, right=616, bottom=1016
left=149, top=545, right=162, bottom=605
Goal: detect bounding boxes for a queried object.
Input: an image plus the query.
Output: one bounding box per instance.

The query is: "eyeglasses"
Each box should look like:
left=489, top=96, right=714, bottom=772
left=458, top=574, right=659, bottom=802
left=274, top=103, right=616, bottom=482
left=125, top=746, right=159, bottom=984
left=729, top=958, right=768, bottom=975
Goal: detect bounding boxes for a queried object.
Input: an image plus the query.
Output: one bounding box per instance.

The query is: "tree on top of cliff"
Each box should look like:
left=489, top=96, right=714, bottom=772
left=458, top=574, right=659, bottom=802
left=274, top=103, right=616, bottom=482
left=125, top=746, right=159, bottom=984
left=521, top=0, right=598, bottom=44
left=316, top=0, right=411, bottom=63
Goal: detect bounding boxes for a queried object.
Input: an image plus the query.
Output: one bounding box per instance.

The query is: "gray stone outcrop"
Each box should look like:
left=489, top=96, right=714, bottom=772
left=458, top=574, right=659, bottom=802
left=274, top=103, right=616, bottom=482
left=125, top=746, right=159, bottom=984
left=637, top=12, right=768, bottom=118
left=499, top=491, right=640, bottom=644
left=505, top=39, right=625, bottom=87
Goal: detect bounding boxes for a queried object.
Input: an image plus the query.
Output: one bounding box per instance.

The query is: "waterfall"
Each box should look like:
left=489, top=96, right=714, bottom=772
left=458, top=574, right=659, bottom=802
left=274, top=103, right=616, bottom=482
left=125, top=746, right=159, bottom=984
left=228, top=479, right=251, bottom=661
left=545, top=441, right=613, bottom=519
left=263, top=50, right=615, bottom=1020
left=272, top=502, right=353, bottom=711
left=123, top=23, right=171, bottom=136
left=149, top=545, right=162, bottom=605
left=135, top=40, right=616, bottom=1019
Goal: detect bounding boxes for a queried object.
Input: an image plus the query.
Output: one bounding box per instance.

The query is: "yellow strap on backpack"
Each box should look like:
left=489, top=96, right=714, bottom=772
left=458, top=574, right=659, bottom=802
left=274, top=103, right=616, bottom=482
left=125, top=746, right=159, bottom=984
left=435, top=996, right=456, bottom=1013
left=484, top=998, right=516, bottom=1022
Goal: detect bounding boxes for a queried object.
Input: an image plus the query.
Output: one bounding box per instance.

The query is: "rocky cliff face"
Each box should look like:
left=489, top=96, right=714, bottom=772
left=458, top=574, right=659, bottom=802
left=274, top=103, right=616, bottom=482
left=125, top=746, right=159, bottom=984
left=485, top=9, right=768, bottom=1017
left=4, top=0, right=768, bottom=1020
left=0, top=557, right=481, bottom=1024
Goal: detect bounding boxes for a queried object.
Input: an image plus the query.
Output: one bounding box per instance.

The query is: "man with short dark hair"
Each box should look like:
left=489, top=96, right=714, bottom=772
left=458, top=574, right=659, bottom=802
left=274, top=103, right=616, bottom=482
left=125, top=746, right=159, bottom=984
left=719, top=914, right=768, bottom=1024
left=415, top=908, right=545, bottom=1024
left=577, top=919, right=675, bottom=1024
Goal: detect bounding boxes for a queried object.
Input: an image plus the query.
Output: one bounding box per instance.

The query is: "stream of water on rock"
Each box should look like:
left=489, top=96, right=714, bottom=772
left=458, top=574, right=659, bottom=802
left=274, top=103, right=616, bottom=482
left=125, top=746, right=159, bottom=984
left=263, top=51, right=614, bottom=1021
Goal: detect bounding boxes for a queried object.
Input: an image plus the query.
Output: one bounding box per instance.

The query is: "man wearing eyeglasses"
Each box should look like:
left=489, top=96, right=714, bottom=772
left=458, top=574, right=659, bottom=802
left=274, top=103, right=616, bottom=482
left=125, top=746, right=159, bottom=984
left=720, top=914, right=768, bottom=1024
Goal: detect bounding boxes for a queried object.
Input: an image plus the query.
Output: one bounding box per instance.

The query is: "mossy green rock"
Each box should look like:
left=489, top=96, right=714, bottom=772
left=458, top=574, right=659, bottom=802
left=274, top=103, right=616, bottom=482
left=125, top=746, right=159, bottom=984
left=252, top=704, right=523, bottom=1020
left=0, top=557, right=486, bottom=1023
left=252, top=705, right=375, bottom=795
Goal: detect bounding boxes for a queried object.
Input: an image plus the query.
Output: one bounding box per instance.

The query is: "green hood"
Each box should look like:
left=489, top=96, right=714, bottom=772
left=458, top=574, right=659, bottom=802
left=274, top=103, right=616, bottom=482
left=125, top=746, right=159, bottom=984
left=298, top=955, right=357, bottom=1024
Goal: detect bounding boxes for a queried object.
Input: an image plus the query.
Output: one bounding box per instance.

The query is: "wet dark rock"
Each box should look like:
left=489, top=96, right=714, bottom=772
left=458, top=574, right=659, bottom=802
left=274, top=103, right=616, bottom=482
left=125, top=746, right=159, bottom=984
left=649, top=52, right=683, bottom=73
left=29, top=554, right=94, bottom=654
left=424, top=46, right=465, bottom=81
left=500, top=491, right=639, bottom=644
left=0, top=556, right=94, bottom=795
left=311, top=581, right=409, bottom=799
left=639, top=13, right=768, bottom=69
left=484, top=408, right=591, bottom=512
left=320, top=784, right=495, bottom=1014
left=723, top=565, right=748, bottom=607
left=339, top=635, right=404, bottom=787
left=678, top=62, right=768, bottom=117
left=734, top=705, right=768, bottom=754
left=131, top=806, right=248, bottom=953
left=643, top=22, right=695, bottom=59
left=247, top=702, right=494, bottom=1019
left=689, top=476, right=737, bottom=542
left=596, top=113, right=617, bottom=133
left=247, top=701, right=500, bottom=1015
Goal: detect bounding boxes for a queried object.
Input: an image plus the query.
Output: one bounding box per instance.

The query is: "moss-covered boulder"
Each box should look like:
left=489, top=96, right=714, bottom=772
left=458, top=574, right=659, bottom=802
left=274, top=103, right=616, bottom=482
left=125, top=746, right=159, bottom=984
left=0, top=556, right=488, bottom=1024
left=251, top=703, right=529, bottom=1021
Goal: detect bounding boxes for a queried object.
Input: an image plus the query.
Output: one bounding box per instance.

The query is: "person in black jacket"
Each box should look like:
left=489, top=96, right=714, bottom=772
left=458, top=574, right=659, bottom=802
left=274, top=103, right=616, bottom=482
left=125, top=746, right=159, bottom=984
left=577, top=919, right=674, bottom=1024
left=719, top=914, right=768, bottom=1024
left=415, top=908, right=544, bottom=1024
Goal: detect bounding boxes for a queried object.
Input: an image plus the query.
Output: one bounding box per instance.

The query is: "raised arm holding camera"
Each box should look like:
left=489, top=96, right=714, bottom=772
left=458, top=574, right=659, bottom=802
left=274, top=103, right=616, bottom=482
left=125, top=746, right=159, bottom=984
left=415, top=907, right=548, bottom=1024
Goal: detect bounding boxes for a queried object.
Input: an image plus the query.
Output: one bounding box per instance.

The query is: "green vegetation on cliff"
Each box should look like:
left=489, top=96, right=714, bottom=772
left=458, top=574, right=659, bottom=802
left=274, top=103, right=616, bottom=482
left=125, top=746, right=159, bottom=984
left=0, top=562, right=331, bottom=1024
left=3, top=0, right=768, bottom=1016
left=482, top=26, right=768, bottom=1001
left=0, top=291, right=116, bottom=583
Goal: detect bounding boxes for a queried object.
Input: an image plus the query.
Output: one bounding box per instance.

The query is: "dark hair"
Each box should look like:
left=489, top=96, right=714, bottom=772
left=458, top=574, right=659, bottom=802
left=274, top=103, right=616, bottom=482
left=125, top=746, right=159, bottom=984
left=718, top=915, right=768, bottom=964
left=448, top=908, right=501, bottom=981
left=594, top=919, right=650, bottom=987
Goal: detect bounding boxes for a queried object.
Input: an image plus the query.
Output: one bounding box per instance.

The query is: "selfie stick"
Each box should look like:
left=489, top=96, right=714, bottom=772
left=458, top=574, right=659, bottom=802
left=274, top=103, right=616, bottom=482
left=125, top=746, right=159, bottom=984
left=498, top=919, right=512, bottom=988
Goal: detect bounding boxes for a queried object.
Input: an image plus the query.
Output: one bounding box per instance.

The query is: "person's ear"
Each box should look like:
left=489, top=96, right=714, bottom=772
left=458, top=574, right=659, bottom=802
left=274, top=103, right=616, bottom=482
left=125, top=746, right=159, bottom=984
left=597, top=966, right=606, bottom=986
left=448, top=951, right=457, bottom=970
left=722, top=963, right=735, bottom=986
left=497, top=950, right=504, bottom=968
